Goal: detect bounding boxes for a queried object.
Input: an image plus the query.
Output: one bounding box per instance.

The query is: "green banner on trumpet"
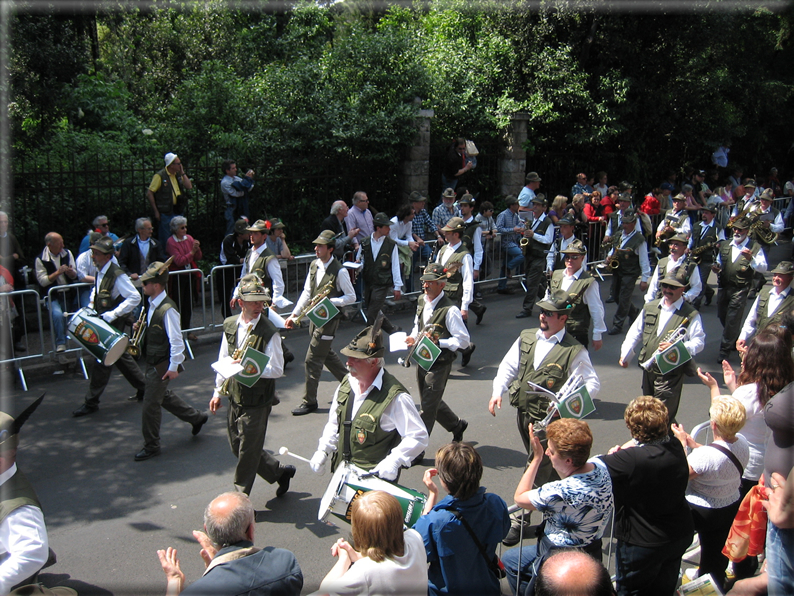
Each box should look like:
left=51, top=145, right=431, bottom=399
left=655, top=339, right=691, bottom=375
left=306, top=297, right=340, bottom=328
left=557, top=386, right=595, bottom=419
left=234, top=346, right=271, bottom=387
left=411, top=335, right=441, bottom=371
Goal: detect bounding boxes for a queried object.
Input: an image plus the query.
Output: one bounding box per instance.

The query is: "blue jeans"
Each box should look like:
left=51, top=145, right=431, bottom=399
left=499, top=245, right=524, bottom=289
left=49, top=293, right=76, bottom=347
left=502, top=543, right=538, bottom=596
left=224, top=200, right=237, bottom=235
left=158, top=213, right=176, bottom=248
left=767, top=521, right=794, bottom=596
left=615, top=533, right=692, bottom=596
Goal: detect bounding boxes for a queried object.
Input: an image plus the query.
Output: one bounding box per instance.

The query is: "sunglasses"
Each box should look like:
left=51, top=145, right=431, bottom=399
left=540, top=309, right=558, bottom=318
left=659, top=283, right=678, bottom=290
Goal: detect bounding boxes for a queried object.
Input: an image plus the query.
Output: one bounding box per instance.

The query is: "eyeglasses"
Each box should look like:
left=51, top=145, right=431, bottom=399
left=99, top=222, right=109, bottom=227
left=563, top=254, right=582, bottom=260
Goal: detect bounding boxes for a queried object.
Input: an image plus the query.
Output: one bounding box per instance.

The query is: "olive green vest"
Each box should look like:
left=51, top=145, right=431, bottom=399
left=755, top=287, right=794, bottom=335
left=94, top=262, right=126, bottom=322
left=719, top=240, right=760, bottom=288
left=331, top=370, right=407, bottom=471
left=508, top=329, right=583, bottom=421
left=638, top=299, right=697, bottom=363
left=439, top=244, right=468, bottom=305
left=614, top=232, right=645, bottom=278
left=245, top=246, right=277, bottom=293
left=652, top=257, right=698, bottom=300
left=361, top=235, right=397, bottom=288
left=222, top=315, right=277, bottom=408
left=0, top=469, right=42, bottom=525
left=416, top=293, right=457, bottom=368
left=526, top=216, right=552, bottom=259
left=143, top=295, right=178, bottom=366
left=550, top=270, right=594, bottom=338
left=461, top=218, right=480, bottom=255
left=152, top=168, right=181, bottom=215
left=308, top=258, right=343, bottom=336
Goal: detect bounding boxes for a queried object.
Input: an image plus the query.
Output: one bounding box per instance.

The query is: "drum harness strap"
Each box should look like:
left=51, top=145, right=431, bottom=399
left=449, top=507, right=506, bottom=579
left=342, top=395, right=356, bottom=464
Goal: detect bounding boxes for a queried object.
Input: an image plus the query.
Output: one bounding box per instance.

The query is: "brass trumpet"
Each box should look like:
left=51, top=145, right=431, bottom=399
left=293, top=281, right=335, bottom=325
left=127, top=309, right=146, bottom=358
left=217, top=323, right=257, bottom=397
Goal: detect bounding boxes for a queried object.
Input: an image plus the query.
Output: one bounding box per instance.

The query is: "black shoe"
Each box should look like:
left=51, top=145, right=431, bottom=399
left=134, top=447, right=161, bottom=461
left=461, top=344, right=476, bottom=367
left=705, top=294, right=713, bottom=306
left=718, top=354, right=729, bottom=364
left=475, top=306, right=487, bottom=325
left=276, top=465, right=296, bottom=497
left=608, top=326, right=622, bottom=336
left=284, top=351, right=295, bottom=365
left=128, top=390, right=145, bottom=402
left=411, top=451, right=426, bottom=467
left=452, top=419, right=468, bottom=442
left=605, top=296, right=616, bottom=304
left=271, top=394, right=281, bottom=406
left=502, top=517, right=533, bottom=547
left=191, top=413, right=209, bottom=436
left=515, top=311, right=532, bottom=319
left=292, top=402, right=318, bottom=416
left=72, top=404, right=98, bottom=417
left=497, top=288, right=516, bottom=295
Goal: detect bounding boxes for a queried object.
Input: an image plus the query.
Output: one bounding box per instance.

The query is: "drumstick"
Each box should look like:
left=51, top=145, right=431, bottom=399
left=278, top=447, right=311, bottom=464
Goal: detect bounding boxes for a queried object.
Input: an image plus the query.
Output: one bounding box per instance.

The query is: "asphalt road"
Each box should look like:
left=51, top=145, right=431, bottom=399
left=6, top=269, right=755, bottom=595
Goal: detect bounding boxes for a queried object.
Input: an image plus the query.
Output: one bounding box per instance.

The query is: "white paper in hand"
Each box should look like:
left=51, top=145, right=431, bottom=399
left=211, top=356, right=244, bottom=379
left=389, top=331, right=409, bottom=352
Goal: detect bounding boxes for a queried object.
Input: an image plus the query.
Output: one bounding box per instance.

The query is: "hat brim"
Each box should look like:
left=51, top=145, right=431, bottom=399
left=340, top=345, right=384, bottom=359
left=535, top=300, right=569, bottom=313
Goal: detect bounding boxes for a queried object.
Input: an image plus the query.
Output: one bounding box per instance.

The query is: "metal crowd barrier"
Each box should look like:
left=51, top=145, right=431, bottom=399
left=46, top=283, right=93, bottom=380
left=0, top=288, right=46, bottom=391
left=167, top=268, right=206, bottom=359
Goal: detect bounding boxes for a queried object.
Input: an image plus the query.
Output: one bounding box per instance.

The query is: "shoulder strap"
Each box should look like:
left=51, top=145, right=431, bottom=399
left=709, top=443, right=744, bottom=477
left=342, top=394, right=356, bottom=464
left=450, top=508, right=504, bottom=578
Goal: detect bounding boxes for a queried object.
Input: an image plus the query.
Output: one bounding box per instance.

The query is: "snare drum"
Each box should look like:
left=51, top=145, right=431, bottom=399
left=318, top=462, right=427, bottom=528
left=67, top=307, right=129, bottom=366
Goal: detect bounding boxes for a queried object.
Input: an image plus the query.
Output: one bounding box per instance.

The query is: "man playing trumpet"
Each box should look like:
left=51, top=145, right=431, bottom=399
left=619, top=269, right=705, bottom=423
left=72, top=236, right=146, bottom=417
left=286, top=230, right=356, bottom=417
left=405, top=263, right=470, bottom=458
left=210, top=275, right=295, bottom=497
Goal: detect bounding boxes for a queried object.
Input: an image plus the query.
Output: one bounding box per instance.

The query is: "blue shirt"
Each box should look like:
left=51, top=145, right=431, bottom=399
left=414, top=487, right=510, bottom=596
left=496, top=209, right=522, bottom=250
left=412, top=208, right=436, bottom=239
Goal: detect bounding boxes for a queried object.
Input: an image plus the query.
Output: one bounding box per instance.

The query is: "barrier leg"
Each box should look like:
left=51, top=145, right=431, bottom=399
left=17, top=366, right=28, bottom=392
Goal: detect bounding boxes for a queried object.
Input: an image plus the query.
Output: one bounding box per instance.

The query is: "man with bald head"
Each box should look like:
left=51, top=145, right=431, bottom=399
left=534, top=550, right=615, bottom=596
left=157, top=491, right=303, bottom=595
left=34, top=232, right=79, bottom=352
left=321, top=200, right=359, bottom=257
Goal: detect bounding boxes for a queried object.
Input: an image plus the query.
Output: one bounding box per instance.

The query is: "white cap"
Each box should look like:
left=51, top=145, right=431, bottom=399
left=164, top=152, right=178, bottom=167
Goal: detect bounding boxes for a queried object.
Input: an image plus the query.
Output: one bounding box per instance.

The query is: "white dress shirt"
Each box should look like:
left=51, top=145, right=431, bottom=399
left=620, top=297, right=706, bottom=364
left=409, top=290, right=470, bottom=352
left=212, top=313, right=284, bottom=398
left=546, top=235, right=588, bottom=271
left=656, top=209, right=692, bottom=237
left=0, top=464, right=49, bottom=595
left=527, top=213, right=555, bottom=248
left=89, top=260, right=141, bottom=322
left=237, top=243, right=289, bottom=308
left=605, top=210, right=642, bottom=237
left=714, top=237, right=768, bottom=273
left=147, top=290, right=185, bottom=372
left=437, top=241, right=474, bottom=312
left=687, top=221, right=726, bottom=250
left=357, top=233, right=403, bottom=290
left=492, top=328, right=600, bottom=399
left=643, top=254, right=702, bottom=304
left=291, top=257, right=356, bottom=317
left=740, top=286, right=792, bottom=341
left=317, top=368, right=428, bottom=470
left=558, top=266, right=607, bottom=341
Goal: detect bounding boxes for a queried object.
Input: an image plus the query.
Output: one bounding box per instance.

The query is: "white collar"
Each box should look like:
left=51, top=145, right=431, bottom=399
left=0, top=463, right=17, bottom=487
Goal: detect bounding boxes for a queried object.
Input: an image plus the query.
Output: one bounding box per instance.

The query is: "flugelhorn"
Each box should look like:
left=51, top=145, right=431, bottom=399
left=398, top=323, right=444, bottom=367
left=292, top=280, right=335, bottom=325
left=640, top=318, right=690, bottom=371
left=127, top=308, right=146, bottom=358
left=217, top=323, right=257, bottom=397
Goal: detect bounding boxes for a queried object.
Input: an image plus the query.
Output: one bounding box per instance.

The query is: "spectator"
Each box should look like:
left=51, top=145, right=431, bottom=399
left=518, top=172, right=542, bottom=213
left=659, top=182, right=675, bottom=212
left=118, top=217, right=161, bottom=285
left=572, top=172, right=594, bottom=198
left=767, top=167, right=782, bottom=197
left=475, top=200, right=496, bottom=280
left=265, top=218, right=293, bottom=260
left=583, top=193, right=607, bottom=224
left=390, top=203, right=420, bottom=293
left=0, top=211, right=26, bottom=290
left=220, top=160, right=255, bottom=236
left=414, top=442, right=510, bottom=596
left=34, top=232, right=78, bottom=352
left=594, top=172, right=609, bottom=197
left=157, top=491, right=302, bottom=595
left=639, top=188, right=662, bottom=215
left=165, top=216, right=202, bottom=341
left=672, top=396, right=749, bottom=591
left=316, top=491, right=428, bottom=596
left=535, top=551, right=617, bottom=596
left=502, top=419, right=613, bottom=595
left=322, top=200, right=359, bottom=257
left=682, top=183, right=705, bottom=226
left=409, top=191, right=437, bottom=271
left=547, top=195, right=570, bottom=225
left=77, top=214, right=120, bottom=255
left=147, top=152, right=192, bottom=247
left=599, top=396, right=694, bottom=596
left=442, top=138, right=473, bottom=193
left=217, top=218, right=250, bottom=320
left=495, top=196, right=524, bottom=295
left=599, top=190, right=616, bottom=217
left=345, top=191, right=374, bottom=248
left=432, top=188, right=461, bottom=236
left=570, top=193, right=588, bottom=228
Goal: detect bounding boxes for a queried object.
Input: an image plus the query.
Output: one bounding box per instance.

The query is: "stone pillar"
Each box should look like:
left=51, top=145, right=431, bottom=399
left=402, top=109, right=434, bottom=199
left=499, top=112, right=531, bottom=198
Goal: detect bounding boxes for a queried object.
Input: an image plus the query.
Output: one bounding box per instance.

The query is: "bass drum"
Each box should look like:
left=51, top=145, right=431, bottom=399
left=67, top=307, right=129, bottom=366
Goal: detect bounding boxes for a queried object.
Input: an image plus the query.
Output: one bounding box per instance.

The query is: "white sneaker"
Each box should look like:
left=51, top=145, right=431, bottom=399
left=684, top=568, right=699, bottom=582
left=56, top=344, right=66, bottom=353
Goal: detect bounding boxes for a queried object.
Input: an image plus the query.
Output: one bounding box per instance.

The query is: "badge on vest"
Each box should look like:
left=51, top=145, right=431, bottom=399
left=357, top=429, right=367, bottom=444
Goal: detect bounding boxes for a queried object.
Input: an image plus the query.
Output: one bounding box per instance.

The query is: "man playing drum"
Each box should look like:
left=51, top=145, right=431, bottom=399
left=309, top=322, right=428, bottom=482
left=133, top=260, right=208, bottom=461
left=209, top=275, right=295, bottom=497
left=72, top=237, right=147, bottom=417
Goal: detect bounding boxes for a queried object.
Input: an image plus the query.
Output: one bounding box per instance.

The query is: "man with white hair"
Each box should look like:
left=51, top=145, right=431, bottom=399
left=309, top=324, right=428, bottom=481
left=321, top=199, right=359, bottom=256
left=118, top=217, right=161, bottom=285
left=147, top=152, right=192, bottom=246
left=157, top=491, right=303, bottom=595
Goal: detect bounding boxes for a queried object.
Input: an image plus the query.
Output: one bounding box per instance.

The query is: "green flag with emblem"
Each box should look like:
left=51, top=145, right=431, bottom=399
left=655, top=339, right=691, bottom=375
left=557, top=385, right=595, bottom=419
left=306, top=297, right=340, bottom=328
left=234, top=346, right=271, bottom=388
left=411, top=334, right=442, bottom=371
